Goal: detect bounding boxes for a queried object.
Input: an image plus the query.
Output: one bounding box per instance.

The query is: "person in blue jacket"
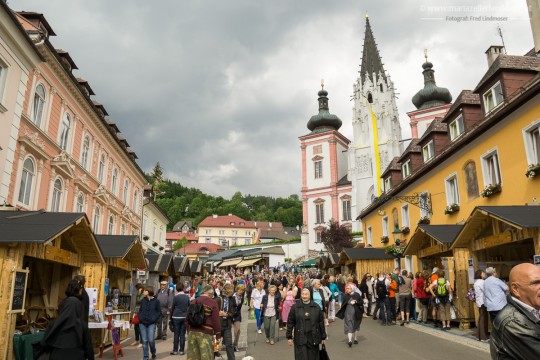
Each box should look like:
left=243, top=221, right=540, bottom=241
left=138, top=286, right=162, bottom=360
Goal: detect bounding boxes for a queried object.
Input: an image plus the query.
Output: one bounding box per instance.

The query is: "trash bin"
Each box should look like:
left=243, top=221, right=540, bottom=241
left=13, top=331, right=44, bottom=360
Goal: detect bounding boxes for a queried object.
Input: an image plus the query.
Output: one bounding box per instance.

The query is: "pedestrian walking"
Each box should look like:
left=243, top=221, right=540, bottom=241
left=473, top=269, right=489, bottom=342
left=336, top=284, right=363, bottom=347
left=187, top=284, right=221, bottom=360
left=286, top=288, right=326, bottom=360
left=155, top=280, right=174, bottom=340
left=281, top=281, right=297, bottom=329
left=232, top=284, right=245, bottom=352
left=138, top=286, right=161, bottom=360
left=429, top=270, right=453, bottom=330
left=250, top=281, right=266, bottom=334
left=215, top=283, right=237, bottom=359
left=328, top=276, right=340, bottom=320
left=131, top=283, right=145, bottom=347
left=261, top=284, right=280, bottom=345
left=170, top=283, right=190, bottom=355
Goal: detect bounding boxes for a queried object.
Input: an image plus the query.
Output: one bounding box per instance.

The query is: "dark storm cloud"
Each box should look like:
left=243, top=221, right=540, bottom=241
left=11, top=0, right=533, bottom=197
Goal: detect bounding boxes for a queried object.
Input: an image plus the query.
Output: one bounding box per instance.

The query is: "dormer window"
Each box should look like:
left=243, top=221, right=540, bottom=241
left=402, top=160, right=411, bottom=179
left=449, top=115, right=464, bottom=141
left=483, top=81, right=503, bottom=114
left=384, top=177, right=392, bottom=192
left=422, top=141, right=434, bottom=162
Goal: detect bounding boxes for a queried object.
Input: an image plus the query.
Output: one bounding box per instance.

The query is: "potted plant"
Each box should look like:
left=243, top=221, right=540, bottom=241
left=152, top=241, right=158, bottom=247
left=380, top=235, right=389, bottom=244
left=417, top=216, right=430, bottom=225
left=401, top=226, right=410, bottom=235
left=444, top=203, right=460, bottom=215
left=385, top=244, right=405, bottom=258
left=143, top=235, right=149, bottom=241
left=480, top=183, right=502, bottom=198
left=525, top=164, right=540, bottom=178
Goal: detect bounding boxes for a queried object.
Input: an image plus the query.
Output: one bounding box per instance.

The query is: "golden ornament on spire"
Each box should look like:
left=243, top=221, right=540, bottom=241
left=424, top=48, right=429, bottom=61
left=321, top=78, right=325, bottom=89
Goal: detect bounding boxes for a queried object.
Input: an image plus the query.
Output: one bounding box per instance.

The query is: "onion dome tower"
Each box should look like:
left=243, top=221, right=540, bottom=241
left=307, top=82, right=342, bottom=133
left=412, top=52, right=452, bottom=110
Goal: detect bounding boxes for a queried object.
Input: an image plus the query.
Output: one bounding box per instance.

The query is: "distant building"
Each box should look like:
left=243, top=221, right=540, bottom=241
left=174, top=242, right=225, bottom=262
left=197, top=214, right=257, bottom=247
left=166, top=231, right=198, bottom=251
left=172, top=220, right=196, bottom=233
left=142, top=185, right=170, bottom=253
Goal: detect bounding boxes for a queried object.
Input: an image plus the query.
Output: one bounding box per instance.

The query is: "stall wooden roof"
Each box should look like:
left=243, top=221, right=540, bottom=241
left=0, top=210, right=104, bottom=263
left=145, top=253, right=175, bottom=273
left=452, top=206, right=540, bottom=248
left=95, top=235, right=146, bottom=268
left=339, top=248, right=393, bottom=264
left=190, top=260, right=202, bottom=274
left=404, top=224, right=462, bottom=256
left=173, top=255, right=191, bottom=274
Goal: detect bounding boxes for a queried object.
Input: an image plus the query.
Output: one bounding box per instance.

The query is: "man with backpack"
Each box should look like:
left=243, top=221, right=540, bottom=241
left=187, top=284, right=221, bottom=360
left=429, top=270, right=453, bottom=330
left=156, top=280, right=174, bottom=340
left=374, top=273, right=393, bottom=325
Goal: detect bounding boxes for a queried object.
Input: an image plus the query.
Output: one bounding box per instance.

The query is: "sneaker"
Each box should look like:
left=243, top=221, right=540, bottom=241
left=258, top=329, right=262, bottom=334
left=480, top=339, right=490, bottom=343
left=170, top=352, right=178, bottom=355
left=137, top=343, right=143, bottom=348
left=270, top=340, right=274, bottom=345
left=266, top=339, right=270, bottom=343
left=348, top=341, right=352, bottom=348
left=179, top=352, right=185, bottom=355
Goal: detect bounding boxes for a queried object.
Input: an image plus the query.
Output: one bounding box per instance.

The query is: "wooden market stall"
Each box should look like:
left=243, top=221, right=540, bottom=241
left=173, top=255, right=191, bottom=284
left=326, top=253, right=341, bottom=275
left=190, top=260, right=203, bottom=275
left=338, top=248, right=395, bottom=277
left=144, top=253, right=175, bottom=290
left=0, top=209, right=105, bottom=360
left=403, top=224, right=468, bottom=326
left=451, top=206, right=540, bottom=327
left=95, top=235, right=145, bottom=344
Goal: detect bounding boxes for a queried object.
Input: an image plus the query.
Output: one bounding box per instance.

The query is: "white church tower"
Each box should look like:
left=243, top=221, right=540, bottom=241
left=348, top=16, right=403, bottom=232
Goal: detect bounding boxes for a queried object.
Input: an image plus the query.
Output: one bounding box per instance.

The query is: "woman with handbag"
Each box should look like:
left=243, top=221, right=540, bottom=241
left=130, top=283, right=144, bottom=347
left=36, top=279, right=94, bottom=359
left=336, top=284, right=363, bottom=347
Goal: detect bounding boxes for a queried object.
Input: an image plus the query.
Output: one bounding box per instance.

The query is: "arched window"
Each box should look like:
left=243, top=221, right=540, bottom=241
left=51, top=178, right=63, bottom=211
left=133, top=189, right=138, bottom=213
left=123, top=179, right=129, bottom=203
left=367, top=93, right=373, bottom=104
left=81, top=136, right=90, bottom=170
left=32, top=84, right=46, bottom=127
left=18, top=158, right=35, bottom=205
left=111, top=168, right=118, bottom=195
left=379, top=83, right=383, bottom=92
left=98, top=154, right=105, bottom=183
left=93, top=206, right=101, bottom=233
left=76, top=193, right=85, bottom=213
left=108, top=215, right=115, bottom=234
left=59, top=113, right=71, bottom=150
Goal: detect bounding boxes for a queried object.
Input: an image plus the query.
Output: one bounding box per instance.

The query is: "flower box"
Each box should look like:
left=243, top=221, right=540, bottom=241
left=526, top=164, right=540, bottom=178
left=444, top=204, right=460, bottom=215
left=385, top=245, right=405, bottom=258
left=417, top=217, right=430, bottom=225
left=480, top=183, right=502, bottom=198
left=159, top=246, right=164, bottom=251
left=152, top=242, right=158, bottom=247
left=143, top=235, right=149, bottom=241
left=401, top=226, right=410, bottom=235
left=380, top=236, right=389, bottom=244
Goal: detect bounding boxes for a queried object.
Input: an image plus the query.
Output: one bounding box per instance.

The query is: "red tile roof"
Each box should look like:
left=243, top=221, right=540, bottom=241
left=174, top=243, right=225, bottom=255
left=166, top=232, right=198, bottom=241
left=198, top=215, right=256, bottom=228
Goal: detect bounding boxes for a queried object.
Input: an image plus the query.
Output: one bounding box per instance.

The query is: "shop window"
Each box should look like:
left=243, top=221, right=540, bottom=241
left=76, top=192, right=85, bottom=213
left=523, top=121, right=540, bottom=165
left=315, top=203, right=325, bottom=224
left=382, top=217, right=389, bottom=237
left=342, top=199, right=351, bottom=221
left=80, top=136, right=90, bottom=170
left=401, top=204, right=410, bottom=227
left=314, top=160, right=323, bottom=179
left=51, top=178, right=63, bottom=211
left=481, top=149, right=502, bottom=185
left=59, top=113, right=71, bottom=151
left=402, top=160, right=411, bottom=179
left=449, top=115, right=464, bottom=141
left=483, top=81, right=504, bottom=114
left=445, top=174, right=460, bottom=205
left=422, top=141, right=435, bottom=162
left=32, top=84, right=46, bottom=127
left=18, top=157, right=35, bottom=206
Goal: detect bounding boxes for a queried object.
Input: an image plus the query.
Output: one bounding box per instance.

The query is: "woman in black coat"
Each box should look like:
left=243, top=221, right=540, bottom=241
left=336, top=284, right=364, bottom=347
left=138, top=286, right=162, bottom=360
left=286, top=288, right=326, bottom=360
left=38, top=280, right=94, bottom=359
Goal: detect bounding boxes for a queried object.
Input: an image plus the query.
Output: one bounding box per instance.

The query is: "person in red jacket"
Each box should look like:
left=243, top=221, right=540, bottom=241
left=187, top=285, right=221, bottom=360
left=414, top=271, right=430, bottom=323
left=387, top=273, right=398, bottom=324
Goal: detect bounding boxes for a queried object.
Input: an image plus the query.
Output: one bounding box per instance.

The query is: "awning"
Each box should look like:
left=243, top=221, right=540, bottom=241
left=236, top=258, right=263, bottom=268
left=298, top=258, right=317, bottom=267
left=404, top=225, right=462, bottom=257
left=219, top=258, right=242, bottom=267
left=95, top=235, right=146, bottom=268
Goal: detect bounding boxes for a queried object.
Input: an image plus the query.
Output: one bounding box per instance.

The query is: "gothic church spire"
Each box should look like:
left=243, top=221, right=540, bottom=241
left=360, top=15, right=387, bottom=86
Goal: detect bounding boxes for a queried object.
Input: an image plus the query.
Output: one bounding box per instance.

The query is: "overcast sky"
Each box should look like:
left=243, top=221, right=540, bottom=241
left=11, top=0, right=533, bottom=198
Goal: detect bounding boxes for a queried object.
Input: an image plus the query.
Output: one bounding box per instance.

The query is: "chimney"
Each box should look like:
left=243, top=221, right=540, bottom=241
left=485, top=45, right=504, bottom=67
left=212, top=214, right=218, bottom=218
left=528, top=0, right=540, bottom=55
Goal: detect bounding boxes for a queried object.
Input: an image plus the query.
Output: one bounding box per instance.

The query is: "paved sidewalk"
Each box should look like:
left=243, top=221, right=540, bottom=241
left=100, top=306, right=250, bottom=359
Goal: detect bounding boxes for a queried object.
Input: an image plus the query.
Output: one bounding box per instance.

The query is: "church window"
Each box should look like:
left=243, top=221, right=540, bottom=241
left=422, top=141, right=435, bottom=162
left=483, top=81, right=503, bottom=114
left=314, top=161, right=323, bottom=179
left=367, top=93, right=373, bottom=104
left=315, top=203, right=325, bottom=224
left=379, top=83, right=383, bottom=92
left=449, top=115, right=464, bottom=141
left=402, top=160, right=411, bottom=179
left=342, top=200, right=351, bottom=221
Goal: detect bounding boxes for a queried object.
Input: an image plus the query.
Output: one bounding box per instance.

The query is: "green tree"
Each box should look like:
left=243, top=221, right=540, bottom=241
left=173, top=236, right=188, bottom=252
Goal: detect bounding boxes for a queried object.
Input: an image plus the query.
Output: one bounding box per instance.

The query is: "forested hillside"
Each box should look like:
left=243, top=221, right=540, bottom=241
left=148, top=163, right=303, bottom=230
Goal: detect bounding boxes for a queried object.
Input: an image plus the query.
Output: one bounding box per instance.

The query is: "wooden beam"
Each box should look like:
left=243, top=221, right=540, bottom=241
left=471, top=231, right=512, bottom=252
left=44, top=246, right=80, bottom=267
left=419, top=244, right=450, bottom=258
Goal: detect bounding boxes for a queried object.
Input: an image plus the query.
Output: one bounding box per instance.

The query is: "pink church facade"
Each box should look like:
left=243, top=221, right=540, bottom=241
left=6, top=12, right=146, bottom=236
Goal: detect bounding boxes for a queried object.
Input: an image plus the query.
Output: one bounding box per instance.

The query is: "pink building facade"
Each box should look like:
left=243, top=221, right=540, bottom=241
left=7, top=12, right=146, bottom=235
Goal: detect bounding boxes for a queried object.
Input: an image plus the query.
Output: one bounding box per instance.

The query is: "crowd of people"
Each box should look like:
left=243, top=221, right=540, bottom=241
left=31, top=262, right=540, bottom=360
